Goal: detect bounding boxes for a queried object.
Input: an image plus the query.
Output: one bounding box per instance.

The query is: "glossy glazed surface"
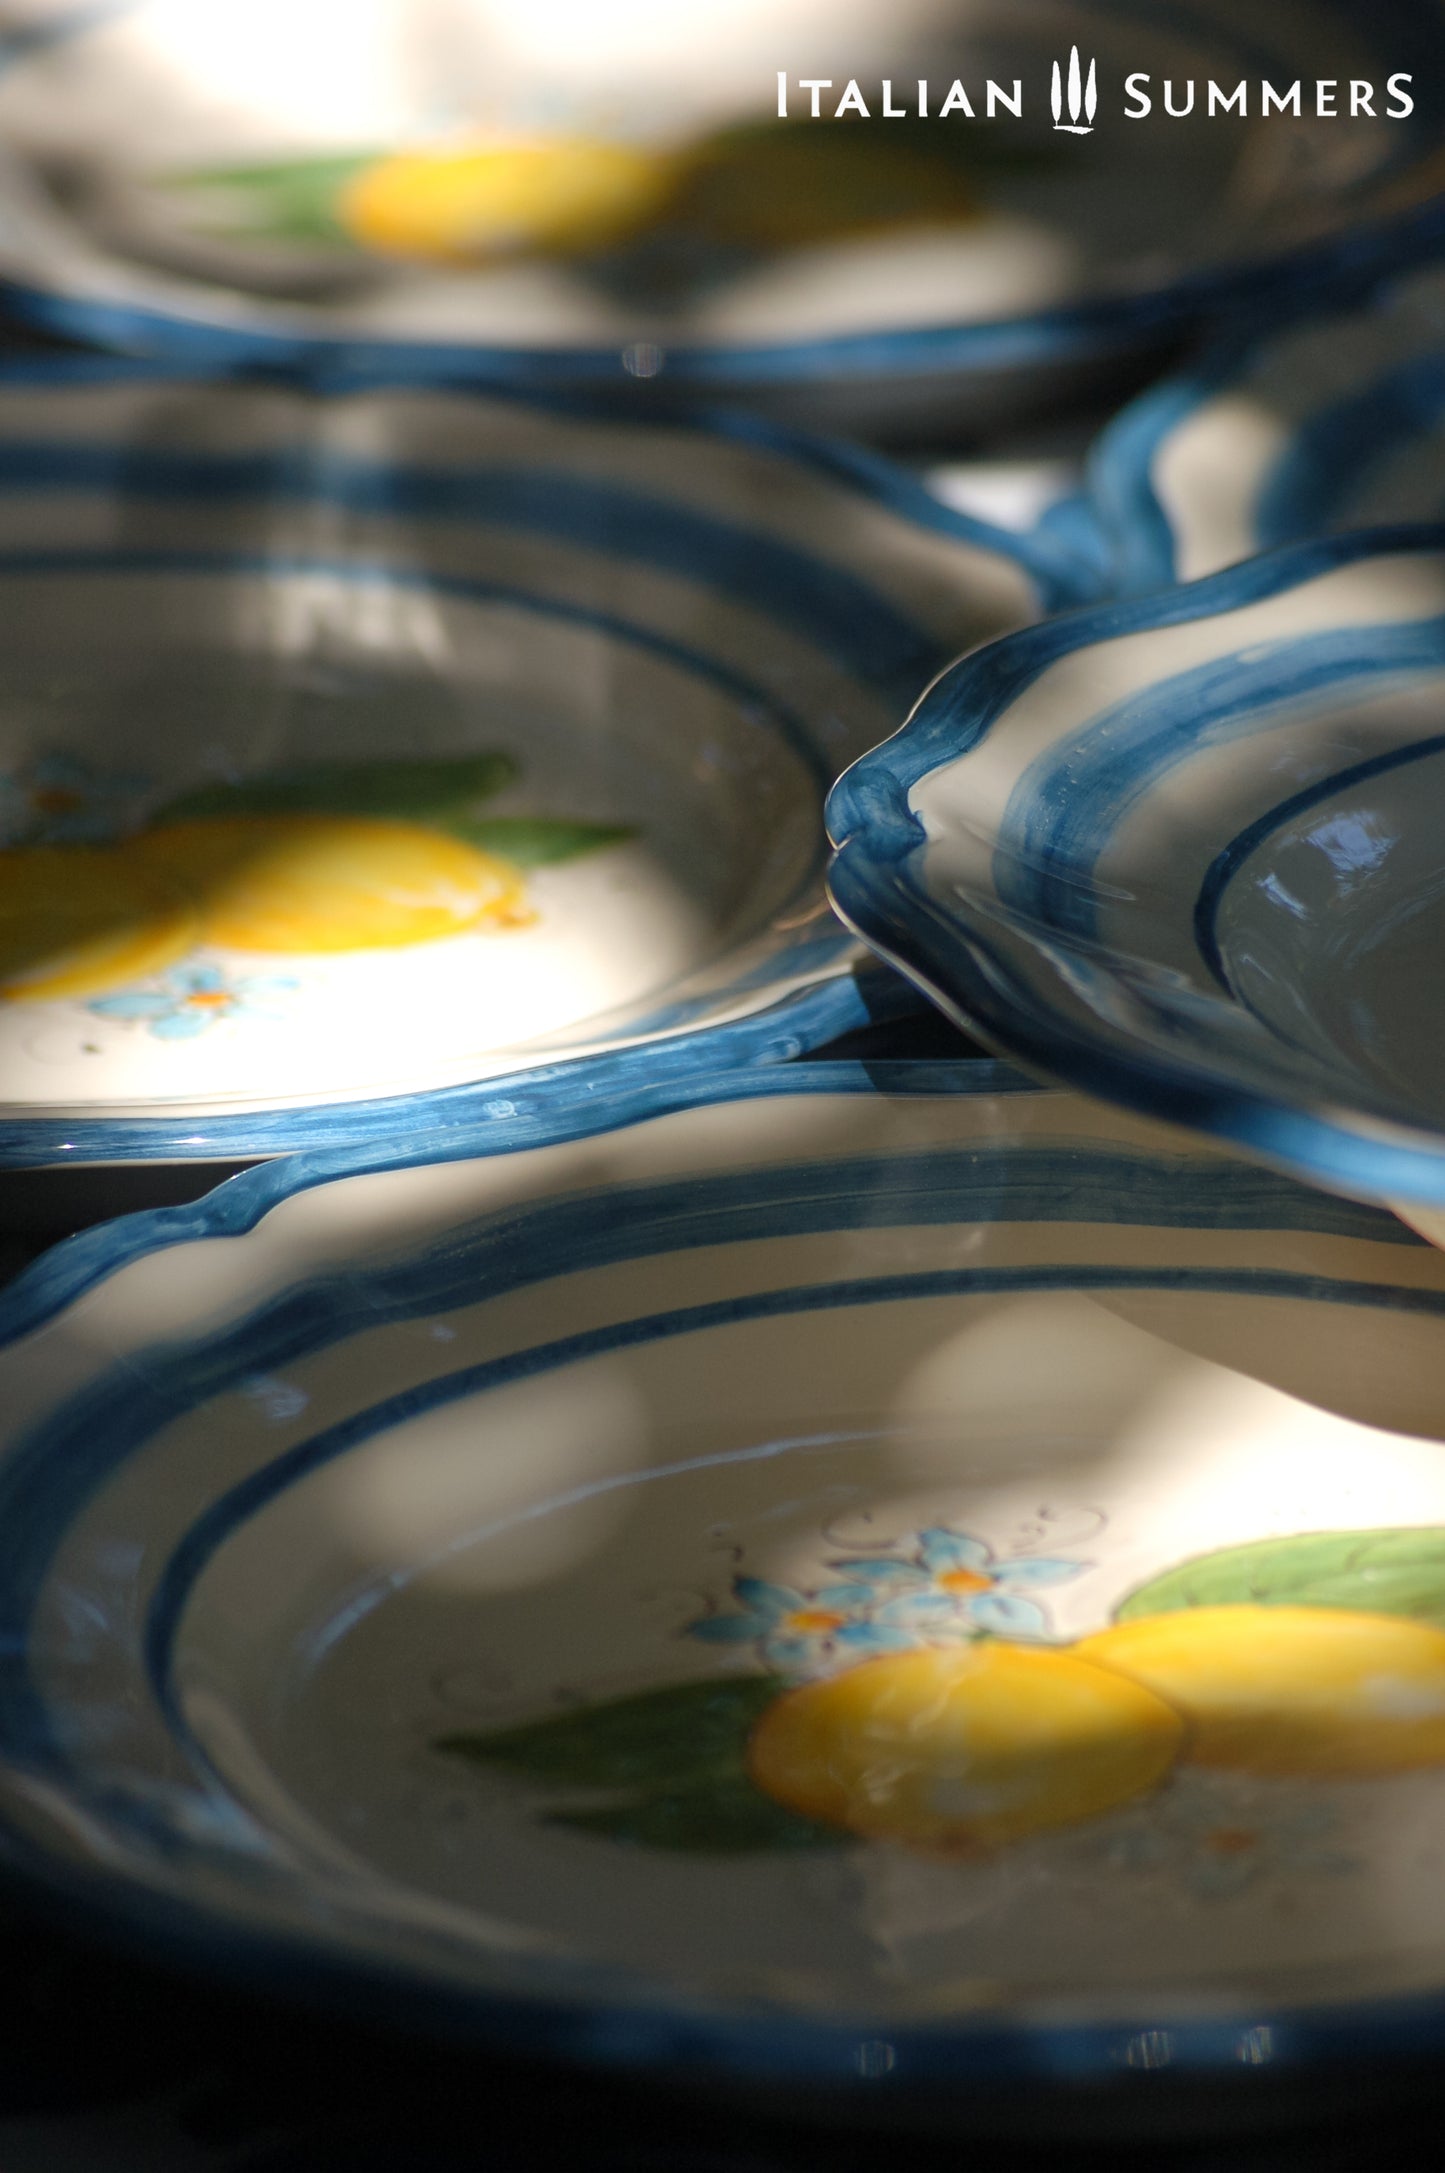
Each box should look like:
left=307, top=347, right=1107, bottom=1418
left=0, top=368, right=1045, bottom=1163
left=828, top=529, right=1445, bottom=1210
left=7, top=1063, right=1445, bottom=2085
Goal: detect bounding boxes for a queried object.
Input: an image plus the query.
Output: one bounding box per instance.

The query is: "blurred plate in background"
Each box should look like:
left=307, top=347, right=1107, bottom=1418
left=0, top=1, right=1440, bottom=439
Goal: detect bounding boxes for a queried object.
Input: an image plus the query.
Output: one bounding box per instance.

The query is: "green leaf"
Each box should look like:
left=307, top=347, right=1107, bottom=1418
left=1115, top=1528, right=1445, bottom=1627
left=151, top=753, right=517, bottom=827
left=439, top=1676, right=779, bottom=1790
left=155, top=152, right=376, bottom=246
left=437, top=1676, right=837, bottom=1854
left=447, top=816, right=634, bottom=866
left=549, top=1774, right=845, bottom=1854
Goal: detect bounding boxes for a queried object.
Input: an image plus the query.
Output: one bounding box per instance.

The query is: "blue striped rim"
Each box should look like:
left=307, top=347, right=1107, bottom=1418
left=1193, top=731, right=1445, bottom=989
left=0, top=1071, right=1435, bottom=2084
left=0, top=442, right=955, bottom=702
left=826, top=526, right=1445, bottom=1203
left=0, top=1115, right=1418, bottom=1762
left=996, top=616, right=1445, bottom=942
left=0, top=355, right=1085, bottom=604
left=3, top=180, right=1444, bottom=400
left=1255, top=350, right=1445, bottom=545
left=1087, top=291, right=1445, bottom=597
left=146, top=1259, right=1441, bottom=1766
left=0, top=1058, right=1036, bottom=1348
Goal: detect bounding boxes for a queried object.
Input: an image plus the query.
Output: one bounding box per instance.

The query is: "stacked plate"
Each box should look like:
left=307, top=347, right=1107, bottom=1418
left=6, top=1, right=1445, bottom=2142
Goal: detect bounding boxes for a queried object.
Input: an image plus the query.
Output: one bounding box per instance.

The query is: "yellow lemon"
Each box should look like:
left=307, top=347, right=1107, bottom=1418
left=1078, top=1605, right=1445, bottom=1777
left=339, top=139, right=677, bottom=264
left=0, top=845, right=196, bottom=1001
left=136, top=816, right=530, bottom=954
left=746, top=1643, right=1183, bottom=1853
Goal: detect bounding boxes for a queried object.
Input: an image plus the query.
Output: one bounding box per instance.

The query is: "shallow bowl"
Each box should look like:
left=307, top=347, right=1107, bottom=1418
left=0, top=363, right=1049, bottom=1169
left=0, top=1, right=1441, bottom=441
left=6, top=1060, right=1445, bottom=2106
left=828, top=527, right=1445, bottom=1228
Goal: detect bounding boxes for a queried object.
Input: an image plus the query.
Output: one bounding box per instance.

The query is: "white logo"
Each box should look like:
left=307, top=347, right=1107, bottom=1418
left=1051, top=45, right=1097, bottom=132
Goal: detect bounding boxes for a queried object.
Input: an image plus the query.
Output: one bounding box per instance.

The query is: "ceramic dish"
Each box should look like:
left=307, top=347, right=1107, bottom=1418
left=7, top=1059, right=1445, bottom=2107
left=0, top=3, right=1440, bottom=442
left=828, top=527, right=1445, bottom=1230
left=1093, top=264, right=1445, bottom=594
left=0, top=361, right=1060, bottom=1170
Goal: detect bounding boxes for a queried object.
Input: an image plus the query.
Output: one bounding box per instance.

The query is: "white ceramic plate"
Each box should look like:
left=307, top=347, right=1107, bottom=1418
left=0, top=363, right=1052, bottom=1167
left=5, top=1059, right=1445, bottom=2091
left=829, top=527, right=1445, bottom=1229
left=0, top=1, right=1439, bottom=438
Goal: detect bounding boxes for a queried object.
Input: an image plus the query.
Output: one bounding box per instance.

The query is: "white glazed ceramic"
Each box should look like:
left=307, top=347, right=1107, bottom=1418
left=6, top=1059, right=1445, bottom=2090
left=0, top=362, right=1053, bottom=1167
left=829, top=528, right=1445, bottom=1227
left=1093, top=264, right=1445, bottom=594
left=0, top=2, right=1439, bottom=438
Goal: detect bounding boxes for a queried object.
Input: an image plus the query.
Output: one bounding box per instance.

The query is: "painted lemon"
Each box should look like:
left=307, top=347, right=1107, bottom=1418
left=747, top=1643, right=1183, bottom=1853
left=0, top=845, right=196, bottom=1001
left=339, top=139, right=677, bottom=264
left=1078, top=1605, right=1445, bottom=1776
left=134, top=816, right=531, bottom=954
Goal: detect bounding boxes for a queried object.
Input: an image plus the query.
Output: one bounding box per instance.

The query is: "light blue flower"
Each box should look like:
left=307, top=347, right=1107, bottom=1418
left=87, top=961, right=296, bottom=1039
left=829, top=1527, right=1086, bottom=1643
left=0, top=752, right=148, bottom=846
left=684, top=1573, right=916, bottom=1681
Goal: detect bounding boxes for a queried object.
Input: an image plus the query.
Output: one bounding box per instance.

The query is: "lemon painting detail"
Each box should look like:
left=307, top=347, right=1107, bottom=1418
left=1080, top=1605, right=1445, bottom=1777
left=339, top=139, right=678, bottom=263
left=0, top=749, right=630, bottom=1015
left=438, top=1522, right=1445, bottom=1866
left=746, top=1643, right=1183, bottom=1853
left=135, top=817, right=532, bottom=953
left=0, top=845, right=197, bottom=1000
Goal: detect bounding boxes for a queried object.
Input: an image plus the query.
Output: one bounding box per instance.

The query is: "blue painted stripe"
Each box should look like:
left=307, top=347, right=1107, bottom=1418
left=143, top=1254, right=1445, bottom=1755
left=826, top=526, right=1445, bottom=1204
left=996, top=615, right=1445, bottom=941
left=0, top=440, right=949, bottom=700
left=0, top=1125, right=1418, bottom=1765
left=1193, top=731, right=1445, bottom=988
left=4, top=182, right=1444, bottom=393
left=1255, top=351, right=1445, bottom=547
left=0, top=544, right=834, bottom=787
left=0, top=1055, right=1028, bottom=1345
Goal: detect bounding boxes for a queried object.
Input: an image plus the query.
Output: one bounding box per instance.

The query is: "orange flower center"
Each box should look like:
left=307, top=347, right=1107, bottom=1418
left=786, top=1608, right=846, bottom=1635
left=937, top=1567, right=993, bottom=1595
left=1204, top=1826, right=1259, bottom=1856
left=184, top=989, right=233, bottom=1007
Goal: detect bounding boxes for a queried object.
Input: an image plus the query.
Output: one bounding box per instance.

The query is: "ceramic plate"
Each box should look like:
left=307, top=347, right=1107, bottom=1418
left=828, top=527, right=1445, bottom=1226
left=0, top=361, right=1058, bottom=1168
left=1093, top=263, right=1445, bottom=594
left=0, top=3, right=1440, bottom=441
left=8, top=1060, right=1445, bottom=2093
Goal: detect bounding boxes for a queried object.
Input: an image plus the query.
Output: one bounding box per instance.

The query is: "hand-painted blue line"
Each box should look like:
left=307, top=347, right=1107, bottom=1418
left=142, top=1254, right=1445, bottom=1764
left=3, top=181, right=1442, bottom=391
left=828, top=825, right=1445, bottom=1202
left=0, top=441, right=948, bottom=700
left=827, top=526, right=1445, bottom=867
left=1193, top=731, right=1445, bottom=988
left=0, top=545, right=833, bottom=786
left=1256, top=352, right=1445, bottom=548
left=996, top=615, right=1445, bottom=943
